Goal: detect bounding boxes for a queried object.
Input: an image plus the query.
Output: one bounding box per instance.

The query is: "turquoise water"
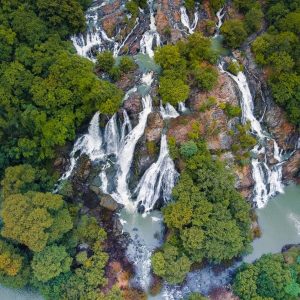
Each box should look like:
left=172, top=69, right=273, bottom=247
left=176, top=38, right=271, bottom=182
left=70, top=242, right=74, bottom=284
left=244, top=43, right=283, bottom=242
left=245, top=184, right=300, bottom=263
left=0, top=286, right=42, bottom=300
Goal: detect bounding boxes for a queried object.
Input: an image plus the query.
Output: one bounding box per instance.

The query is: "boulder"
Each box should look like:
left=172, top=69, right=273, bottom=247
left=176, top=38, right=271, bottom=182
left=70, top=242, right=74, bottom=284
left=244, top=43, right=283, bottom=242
left=123, top=93, right=142, bottom=115
left=283, top=150, right=300, bottom=183
left=145, top=112, right=164, bottom=142
left=73, top=155, right=92, bottom=182
left=100, top=194, right=120, bottom=211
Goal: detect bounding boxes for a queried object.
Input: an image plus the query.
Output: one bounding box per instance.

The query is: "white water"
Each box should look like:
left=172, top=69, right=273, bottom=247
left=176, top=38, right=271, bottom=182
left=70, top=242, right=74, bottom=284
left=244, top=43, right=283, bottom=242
left=178, top=101, right=188, bottom=113
left=113, top=94, right=153, bottom=210
left=219, top=63, right=284, bottom=208
left=215, top=7, right=225, bottom=32
left=60, top=112, right=103, bottom=180
left=140, top=0, right=161, bottom=57
left=134, top=134, right=179, bottom=212
left=180, top=6, right=199, bottom=34
left=160, top=102, right=180, bottom=119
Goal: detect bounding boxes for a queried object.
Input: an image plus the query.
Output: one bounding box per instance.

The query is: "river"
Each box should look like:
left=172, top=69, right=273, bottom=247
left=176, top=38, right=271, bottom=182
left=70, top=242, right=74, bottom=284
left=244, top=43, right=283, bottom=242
left=245, top=184, right=300, bottom=263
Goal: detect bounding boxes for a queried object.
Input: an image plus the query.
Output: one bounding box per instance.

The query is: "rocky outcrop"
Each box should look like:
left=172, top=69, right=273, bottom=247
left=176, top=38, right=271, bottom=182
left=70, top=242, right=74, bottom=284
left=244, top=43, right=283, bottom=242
left=123, top=93, right=142, bottom=115
left=235, top=165, right=255, bottom=199
left=100, top=194, right=120, bottom=211
left=145, top=112, right=164, bottom=142
left=283, top=150, right=300, bottom=183
left=169, top=72, right=239, bottom=150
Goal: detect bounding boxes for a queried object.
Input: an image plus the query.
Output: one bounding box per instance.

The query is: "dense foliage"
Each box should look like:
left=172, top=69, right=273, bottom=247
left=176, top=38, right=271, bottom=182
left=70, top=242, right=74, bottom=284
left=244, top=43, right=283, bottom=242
left=233, top=247, right=300, bottom=300
left=251, top=0, right=300, bottom=126
left=154, top=33, right=219, bottom=106
left=0, top=165, right=122, bottom=299
left=151, top=138, right=252, bottom=284
left=0, top=0, right=123, bottom=176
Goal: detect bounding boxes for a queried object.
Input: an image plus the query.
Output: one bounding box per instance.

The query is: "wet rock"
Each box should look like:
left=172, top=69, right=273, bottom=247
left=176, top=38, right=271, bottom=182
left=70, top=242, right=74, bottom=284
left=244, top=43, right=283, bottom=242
left=123, top=93, right=142, bottom=115
left=89, top=185, right=102, bottom=196
left=145, top=112, right=164, bottom=142
left=112, top=217, right=123, bottom=235
left=116, top=72, right=136, bottom=91
left=283, top=150, right=300, bottom=183
left=137, top=202, right=145, bottom=214
left=73, top=155, right=92, bottom=182
left=100, top=194, right=120, bottom=211
left=83, top=189, right=99, bottom=209
left=209, top=287, right=239, bottom=300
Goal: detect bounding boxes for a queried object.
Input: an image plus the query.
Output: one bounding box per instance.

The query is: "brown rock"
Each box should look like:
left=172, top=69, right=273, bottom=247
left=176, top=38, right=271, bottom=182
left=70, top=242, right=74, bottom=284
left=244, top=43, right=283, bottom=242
left=265, top=104, right=298, bottom=151
left=210, top=287, right=239, bottom=300
left=156, top=10, right=169, bottom=34
left=283, top=150, right=300, bottom=182
left=235, top=165, right=254, bottom=199
left=100, top=194, right=120, bottom=211
left=145, top=112, right=164, bottom=142
left=102, top=0, right=122, bottom=15
left=123, top=93, right=142, bottom=115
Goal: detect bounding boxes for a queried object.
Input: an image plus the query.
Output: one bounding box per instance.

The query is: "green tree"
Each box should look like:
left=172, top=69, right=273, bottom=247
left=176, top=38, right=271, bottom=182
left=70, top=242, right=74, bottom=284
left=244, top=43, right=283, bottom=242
left=1, top=164, right=55, bottom=198
left=159, top=76, right=190, bottom=105
left=151, top=244, right=192, bottom=284
left=180, top=141, right=198, bottom=158
left=1, top=192, right=73, bottom=252
left=0, top=239, right=30, bottom=289
left=97, top=51, right=115, bottom=73
left=36, top=0, right=86, bottom=34
left=192, top=64, right=218, bottom=91
left=221, top=19, right=247, bottom=48
left=0, top=25, right=16, bottom=61
left=31, top=245, right=72, bottom=282
left=119, top=56, right=136, bottom=73
left=244, top=8, right=263, bottom=33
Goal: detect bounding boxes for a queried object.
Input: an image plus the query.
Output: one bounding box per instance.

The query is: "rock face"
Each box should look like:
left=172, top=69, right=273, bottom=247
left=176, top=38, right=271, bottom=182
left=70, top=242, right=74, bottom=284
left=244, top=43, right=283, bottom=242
left=283, top=150, right=300, bottom=183
left=123, top=93, right=142, bottom=115
left=169, top=72, right=239, bottom=150
left=235, top=165, right=255, bottom=199
left=145, top=112, right=164, bottom=142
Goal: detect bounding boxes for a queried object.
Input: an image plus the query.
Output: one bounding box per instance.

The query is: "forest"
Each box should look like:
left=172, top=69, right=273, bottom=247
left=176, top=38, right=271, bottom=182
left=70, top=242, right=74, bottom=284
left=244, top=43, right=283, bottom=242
left=0, top=0, right=299, bottom=299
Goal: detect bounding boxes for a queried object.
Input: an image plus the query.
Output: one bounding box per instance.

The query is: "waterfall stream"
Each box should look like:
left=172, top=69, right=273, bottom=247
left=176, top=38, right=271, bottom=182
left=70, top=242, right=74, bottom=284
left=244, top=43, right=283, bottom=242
left=219, top=64, right=284, bottom=208
left=180, top=6, right=199, bottom=34
left=62, top=0, right=181, bottom=292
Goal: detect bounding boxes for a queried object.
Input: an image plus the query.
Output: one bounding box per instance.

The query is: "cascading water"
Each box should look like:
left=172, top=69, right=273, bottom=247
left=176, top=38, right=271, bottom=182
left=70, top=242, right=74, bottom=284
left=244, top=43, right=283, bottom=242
left=140, top=0, right=161, bottom=57
left=215, top=7, right=225, bottom=32
left=60, top=111, right=103, bottom=181
left=160, top=102, right=180, bottom=119
left=178, top=101, right=188, bottom=113
left=219, top=64, right=284, bottom=208
left=180, top=6, right=199, bottom=34
left=134, top=134, right=179, bottom=213
left=112, top=94, right=153, bottom=210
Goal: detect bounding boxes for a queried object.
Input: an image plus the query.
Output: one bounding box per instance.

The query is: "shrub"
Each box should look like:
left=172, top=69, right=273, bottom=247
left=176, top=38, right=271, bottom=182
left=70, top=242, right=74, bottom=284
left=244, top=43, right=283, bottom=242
left=97, top=51, right=115, bottom=72
left=180, top=141, right=198, bottom=158
left=119, top=56, right=137, bottom=73
left=227, top=61, right=243, bottom=76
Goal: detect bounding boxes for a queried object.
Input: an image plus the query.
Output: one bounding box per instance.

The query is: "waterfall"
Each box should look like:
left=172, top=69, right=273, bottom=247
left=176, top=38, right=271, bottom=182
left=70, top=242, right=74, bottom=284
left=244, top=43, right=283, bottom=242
left=215, top=7, right=225, bottom=31
left=60, top=112, right=103, bottom=181
left=104, top=114, right=120, bottom=155
left=134, top=135, right=179, bottom=212
left=219, top=63, right=284, bottom=208
left=140, top=0, right=161, bottom=57
left=180, top=6, right=199, bottom=34
left=112, top=94, right=153, bottom=210
left=178, top=101, right=188, bottom=113
left=160, top=102, right=180, bottom=119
